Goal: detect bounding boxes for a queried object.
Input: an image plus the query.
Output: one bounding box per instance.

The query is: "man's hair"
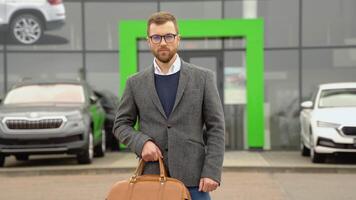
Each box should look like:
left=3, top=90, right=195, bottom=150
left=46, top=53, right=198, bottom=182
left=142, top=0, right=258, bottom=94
left=147, top=11, right=179, bottom=36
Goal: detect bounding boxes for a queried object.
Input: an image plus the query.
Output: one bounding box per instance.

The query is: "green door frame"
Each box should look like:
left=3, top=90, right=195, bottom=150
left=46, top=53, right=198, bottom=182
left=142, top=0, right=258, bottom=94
left=118, top=19, right=265, bottom=149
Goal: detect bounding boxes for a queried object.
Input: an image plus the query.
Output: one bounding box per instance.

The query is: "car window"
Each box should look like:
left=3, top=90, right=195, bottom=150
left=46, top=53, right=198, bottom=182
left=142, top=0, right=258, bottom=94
left=318, top=88, right=356, bottom=108
left=3, top=84, right=85, bottom=104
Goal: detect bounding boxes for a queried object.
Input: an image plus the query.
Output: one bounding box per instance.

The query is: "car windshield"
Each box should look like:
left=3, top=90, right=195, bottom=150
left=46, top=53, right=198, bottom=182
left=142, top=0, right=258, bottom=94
left=3, top=84, right=85, bottom=105
left=319, top=88, right=356, bottom=108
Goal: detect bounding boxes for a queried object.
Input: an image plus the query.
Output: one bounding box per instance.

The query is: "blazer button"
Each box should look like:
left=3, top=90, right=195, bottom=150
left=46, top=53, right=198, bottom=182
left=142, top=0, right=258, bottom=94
left=167, top=124, right=172, bottom=129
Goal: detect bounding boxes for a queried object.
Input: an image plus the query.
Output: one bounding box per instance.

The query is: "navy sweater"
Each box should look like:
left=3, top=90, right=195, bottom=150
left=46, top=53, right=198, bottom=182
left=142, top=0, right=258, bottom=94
left=154, top=71, right=180, bottom=118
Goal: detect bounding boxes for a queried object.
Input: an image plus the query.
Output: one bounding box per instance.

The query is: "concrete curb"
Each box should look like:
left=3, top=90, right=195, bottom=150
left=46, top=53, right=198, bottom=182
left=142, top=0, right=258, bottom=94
left=2, top=165, right=356, bottom=177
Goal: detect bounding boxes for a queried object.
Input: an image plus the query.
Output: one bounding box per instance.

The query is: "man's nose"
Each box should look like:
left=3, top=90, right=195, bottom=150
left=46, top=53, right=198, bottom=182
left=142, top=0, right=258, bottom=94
left=160, top=38, right=167, bottom=45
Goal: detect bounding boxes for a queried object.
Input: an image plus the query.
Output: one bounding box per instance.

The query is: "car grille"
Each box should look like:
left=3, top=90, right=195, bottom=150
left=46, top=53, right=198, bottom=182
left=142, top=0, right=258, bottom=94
left=5, top=119, right=63, bottom=130
left=341, top=126, right=356, bottom=136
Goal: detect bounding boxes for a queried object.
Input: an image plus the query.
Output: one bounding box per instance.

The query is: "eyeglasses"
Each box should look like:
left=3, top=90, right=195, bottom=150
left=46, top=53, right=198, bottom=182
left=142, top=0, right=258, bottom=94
left=149, top=33, right=177, bottom=44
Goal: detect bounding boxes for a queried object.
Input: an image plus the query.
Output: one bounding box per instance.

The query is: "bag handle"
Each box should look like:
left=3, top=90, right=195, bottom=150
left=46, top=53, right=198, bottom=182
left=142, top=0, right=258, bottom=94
left=130, top=157, right=167, bottom=183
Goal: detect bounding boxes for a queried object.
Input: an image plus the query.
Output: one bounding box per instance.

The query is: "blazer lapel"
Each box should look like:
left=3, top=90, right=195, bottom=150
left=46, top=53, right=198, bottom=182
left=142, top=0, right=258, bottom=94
left=171, top=60, right=190, bottom=115
left=146, top=66, right=168, bottom=119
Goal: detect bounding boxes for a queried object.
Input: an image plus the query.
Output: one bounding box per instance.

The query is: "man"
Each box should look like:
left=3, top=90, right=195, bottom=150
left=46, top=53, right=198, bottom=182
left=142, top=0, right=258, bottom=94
left=113, top=11, right=225, bottom=200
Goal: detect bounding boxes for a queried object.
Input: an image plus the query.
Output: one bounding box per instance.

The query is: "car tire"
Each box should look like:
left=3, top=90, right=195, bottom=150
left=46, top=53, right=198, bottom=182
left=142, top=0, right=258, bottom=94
left=15, top=154, right=29, bottom=161
left=300, top=141, right=310, bottom=157
left=94, top=129, right=106, bottom=157
left=10, top=13, right=44, bottom=45
left=0, top=154, right=5, bottom=167
left=77, top=132, right=94, bottom=164
left=311, top=148, right=326, bottom=163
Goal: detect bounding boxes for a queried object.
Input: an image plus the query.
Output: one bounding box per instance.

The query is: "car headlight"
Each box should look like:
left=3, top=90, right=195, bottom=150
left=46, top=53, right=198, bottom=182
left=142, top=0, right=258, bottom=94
left=317, top=121, right=341, bottom=128
left=66, top=110, right=83, bottom=120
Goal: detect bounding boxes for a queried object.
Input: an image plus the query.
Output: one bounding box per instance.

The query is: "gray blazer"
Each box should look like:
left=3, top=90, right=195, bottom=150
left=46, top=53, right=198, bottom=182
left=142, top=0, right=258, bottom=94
left=113, top=59, right=225, bottom=187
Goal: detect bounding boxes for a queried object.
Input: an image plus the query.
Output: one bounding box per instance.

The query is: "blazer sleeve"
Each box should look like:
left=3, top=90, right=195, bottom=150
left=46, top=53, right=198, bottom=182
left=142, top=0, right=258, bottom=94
left=112, top=77, right=152, bottom=156
left=201, top=70, right=225, bottom=184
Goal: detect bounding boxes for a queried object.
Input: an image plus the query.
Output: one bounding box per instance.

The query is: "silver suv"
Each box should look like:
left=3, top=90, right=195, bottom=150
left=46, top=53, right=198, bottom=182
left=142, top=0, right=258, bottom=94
left=0, top=0, right=66, bottom=44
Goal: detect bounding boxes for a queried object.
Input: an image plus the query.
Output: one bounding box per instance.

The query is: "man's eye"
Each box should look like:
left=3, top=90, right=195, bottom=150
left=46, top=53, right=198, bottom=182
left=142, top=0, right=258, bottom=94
left=152, top=35, right=161, bottom=40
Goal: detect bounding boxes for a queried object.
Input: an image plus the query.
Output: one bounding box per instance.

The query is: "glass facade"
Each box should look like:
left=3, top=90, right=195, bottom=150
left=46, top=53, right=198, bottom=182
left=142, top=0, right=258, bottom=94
left=1, top=0, right=355, bottom=150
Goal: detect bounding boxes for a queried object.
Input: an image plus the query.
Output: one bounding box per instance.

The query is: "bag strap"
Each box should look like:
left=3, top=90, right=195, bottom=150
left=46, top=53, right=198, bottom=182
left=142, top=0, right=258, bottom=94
left=130, top=157, right=167, bottom=183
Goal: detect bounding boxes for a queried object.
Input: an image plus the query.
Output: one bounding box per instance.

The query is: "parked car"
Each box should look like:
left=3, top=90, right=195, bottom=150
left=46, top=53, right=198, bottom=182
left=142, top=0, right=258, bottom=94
left=0, top=79, right=106, bottom=167
left=0, top=0, right=66, bottom=44
left=94, top=90, right=120, bottom=151
left=300, top=82, right=356, bottom=163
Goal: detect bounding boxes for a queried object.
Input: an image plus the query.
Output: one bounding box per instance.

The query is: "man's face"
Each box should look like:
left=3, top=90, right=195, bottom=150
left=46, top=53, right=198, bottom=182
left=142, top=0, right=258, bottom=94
left=147, top=21, right=180, bottom=63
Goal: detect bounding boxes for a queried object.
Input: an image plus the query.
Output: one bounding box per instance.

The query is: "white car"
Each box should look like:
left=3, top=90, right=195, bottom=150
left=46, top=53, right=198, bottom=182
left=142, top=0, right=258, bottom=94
left=300, top=82, right=356, bottom=163
left=0, top=0, right=65, bottom=44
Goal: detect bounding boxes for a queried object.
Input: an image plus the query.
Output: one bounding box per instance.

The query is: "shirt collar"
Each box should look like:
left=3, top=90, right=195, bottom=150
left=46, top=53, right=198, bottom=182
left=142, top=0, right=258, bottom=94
left=154, top=54, right=181, bottom=75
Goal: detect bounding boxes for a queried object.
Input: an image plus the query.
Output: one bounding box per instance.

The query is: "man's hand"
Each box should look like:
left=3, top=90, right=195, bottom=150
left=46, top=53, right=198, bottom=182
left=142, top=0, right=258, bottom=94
left=141, top=141, right=163, bottom=162
left=199, top=177, right=219, bottom=192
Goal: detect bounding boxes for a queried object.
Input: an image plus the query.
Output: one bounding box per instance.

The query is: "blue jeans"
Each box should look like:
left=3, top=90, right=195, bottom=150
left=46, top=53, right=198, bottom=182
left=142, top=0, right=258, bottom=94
left=188, top=187, right=211, bottom=200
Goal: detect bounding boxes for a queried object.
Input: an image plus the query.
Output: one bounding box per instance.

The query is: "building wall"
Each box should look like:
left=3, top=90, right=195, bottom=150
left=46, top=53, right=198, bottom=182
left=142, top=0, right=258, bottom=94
left=1, top=0, right=356, bottom=150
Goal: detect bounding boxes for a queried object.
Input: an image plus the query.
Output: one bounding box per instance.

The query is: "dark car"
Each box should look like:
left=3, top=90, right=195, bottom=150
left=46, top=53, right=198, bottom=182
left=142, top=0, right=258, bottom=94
left=94, top=90, right=120, bottom=151
left=0, top=79, right=106, bottom=167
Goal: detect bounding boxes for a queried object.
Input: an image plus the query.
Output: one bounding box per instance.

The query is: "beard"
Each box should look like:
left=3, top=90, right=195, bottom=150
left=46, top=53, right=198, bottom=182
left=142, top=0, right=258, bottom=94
left=153, top=47, right=177, bottom=63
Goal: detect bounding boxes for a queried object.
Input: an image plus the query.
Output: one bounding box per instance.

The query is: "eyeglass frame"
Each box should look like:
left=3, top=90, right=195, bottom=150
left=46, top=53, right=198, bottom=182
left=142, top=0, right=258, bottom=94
left=148, top=33, right=178, bottom=44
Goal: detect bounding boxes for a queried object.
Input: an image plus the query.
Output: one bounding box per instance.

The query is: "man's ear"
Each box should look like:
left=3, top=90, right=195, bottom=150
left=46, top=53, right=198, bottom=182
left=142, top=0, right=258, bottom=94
left=177, top=34, right=181, bottom=46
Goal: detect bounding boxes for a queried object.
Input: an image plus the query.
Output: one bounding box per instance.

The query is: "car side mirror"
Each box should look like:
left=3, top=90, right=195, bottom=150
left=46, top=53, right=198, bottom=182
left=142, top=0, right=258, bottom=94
left=301, top=101, right=313, bottom=109
left=89, top=95, right=98, bottom=104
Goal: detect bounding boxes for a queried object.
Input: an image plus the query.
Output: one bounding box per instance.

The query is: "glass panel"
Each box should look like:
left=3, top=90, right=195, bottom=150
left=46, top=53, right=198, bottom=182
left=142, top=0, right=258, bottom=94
left=7, top=53, right=82, bottom=90
left=190, top=57, right=217, bottom=74
left=180, top=39, right=222, bottom=50
left=160, top=1, right=222, bottom=19
left=7, top=2, right=82, bottom=51
left=138, top=52, right=154, bottom=72
left=138, top=39, right=150, bottom=51
left=0, top=52, right=4, bottom=97
left=303, top=0, right=356, bottom=46
left=265, top=50, right=299, bottom=150
left=224, top=0, right=299, bottom=48
left=224, top=51, right=246, bottom=150
left=0, top=33, right=4, bottom=49
left=85, top=2, right=157, bottom=50
left=302, top=48, right=356, bottom=100
left=86, top=53, right=119, bottom=97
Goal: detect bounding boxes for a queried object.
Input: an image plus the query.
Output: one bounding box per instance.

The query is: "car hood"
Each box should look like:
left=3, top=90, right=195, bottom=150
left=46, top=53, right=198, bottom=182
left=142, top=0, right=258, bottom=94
left=313, top=107, right=356, bottom=124
left=0, top=103, right=85, bottom=117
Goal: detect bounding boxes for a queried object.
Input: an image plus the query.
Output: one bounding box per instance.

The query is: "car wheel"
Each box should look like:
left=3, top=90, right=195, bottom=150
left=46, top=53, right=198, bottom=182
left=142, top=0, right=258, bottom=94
left=311, top=147, right=326, bottom=163
left=94, top=129, right=106, bottom=157
left=0, top=154, right=5, bottom=167
left=77, top=132, right=94, bottom=164
left=15, top=154, right=29, bottom=161
left=300, top=140, right=310, bottom=157
left=106, top=128, right=120, bottom=151
left=10, top=13, right=43, bottom=45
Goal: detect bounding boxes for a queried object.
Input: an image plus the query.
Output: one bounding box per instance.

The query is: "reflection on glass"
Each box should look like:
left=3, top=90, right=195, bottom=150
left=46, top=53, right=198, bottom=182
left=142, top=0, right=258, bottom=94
left=224, top=67, right=246, bottom=104
left=7, top=2, right=82, bottom=51
left=86, top=53, right=119, bottom=96
left=4, top=84, right=85, bottom=104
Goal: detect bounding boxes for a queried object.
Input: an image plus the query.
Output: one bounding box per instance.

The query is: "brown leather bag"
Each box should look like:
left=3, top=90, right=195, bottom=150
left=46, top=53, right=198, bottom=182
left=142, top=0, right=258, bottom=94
left=106, top=157, right=191, bottom=200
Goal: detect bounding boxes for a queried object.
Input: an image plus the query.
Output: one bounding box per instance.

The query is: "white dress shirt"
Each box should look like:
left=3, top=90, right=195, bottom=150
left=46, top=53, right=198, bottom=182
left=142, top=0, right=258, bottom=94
left=154, top=54, right=181, bottom=75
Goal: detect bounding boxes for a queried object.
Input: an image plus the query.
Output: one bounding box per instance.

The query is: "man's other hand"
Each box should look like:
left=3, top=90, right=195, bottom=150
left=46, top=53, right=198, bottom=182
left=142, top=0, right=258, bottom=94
left=141, top=141, right=163, bottom=162
left=199, top=177, right=219, bottom=192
